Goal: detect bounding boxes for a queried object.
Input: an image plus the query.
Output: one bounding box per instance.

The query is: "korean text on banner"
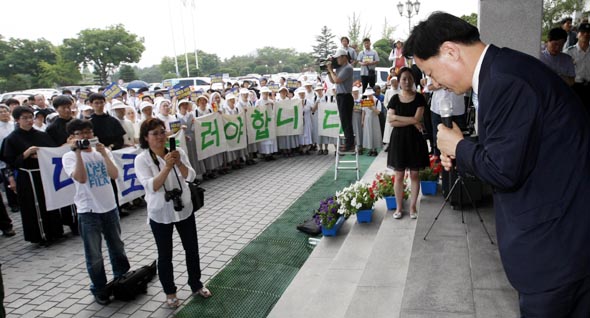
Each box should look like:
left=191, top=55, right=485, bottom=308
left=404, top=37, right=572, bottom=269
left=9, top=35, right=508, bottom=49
left=246, top=104, right=275, bottom=144
left=222, top=113, right=247, bottom=151
left=37, top=146, right=76, bottom=210
left=318, top=102, right=342, bottom=138
left=274, top=100, right=303, bottom=136
left=194, top=112, right=227, bottom=160
left=103, top=83, right=124, bottom=99
left=112, top=147, right=145, bottom=205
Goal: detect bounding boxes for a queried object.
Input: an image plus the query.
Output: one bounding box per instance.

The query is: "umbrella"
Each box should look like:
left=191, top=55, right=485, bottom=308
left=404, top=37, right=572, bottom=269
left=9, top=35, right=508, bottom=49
left=126, top=80, right=150, bottom=89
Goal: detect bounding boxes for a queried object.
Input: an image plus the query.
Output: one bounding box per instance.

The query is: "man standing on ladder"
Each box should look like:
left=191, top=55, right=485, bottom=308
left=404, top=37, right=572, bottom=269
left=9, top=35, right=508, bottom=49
left=326, top=48, right=355, bottom=152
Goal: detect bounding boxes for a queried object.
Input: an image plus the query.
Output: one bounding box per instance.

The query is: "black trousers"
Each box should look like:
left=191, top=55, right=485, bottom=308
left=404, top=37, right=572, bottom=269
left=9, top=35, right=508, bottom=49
left=336, top=93, right=354, bottom=149
left=572, top=82, right=590, bottom=114
left=519, top=275, right=590, bottom=317
left=361, top=75, right=376, bottom=93
left=0, top=264, right=4, bottom=318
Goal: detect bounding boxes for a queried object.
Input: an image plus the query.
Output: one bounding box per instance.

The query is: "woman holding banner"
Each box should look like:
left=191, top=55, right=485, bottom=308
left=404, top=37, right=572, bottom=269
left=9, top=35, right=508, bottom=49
left=135, top=118, right=211, bottom=308
left=2, top=106, right=62, bottom=245
left=256, top=87, right=277, bottom=160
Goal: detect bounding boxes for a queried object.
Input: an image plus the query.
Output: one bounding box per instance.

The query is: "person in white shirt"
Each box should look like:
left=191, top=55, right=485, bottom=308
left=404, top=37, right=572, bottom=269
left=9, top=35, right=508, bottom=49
left=62, top=119, right=130, bottom=305
left=111, top=101, right=136, bottom=147
left=134, top=118, right=211, bottom=308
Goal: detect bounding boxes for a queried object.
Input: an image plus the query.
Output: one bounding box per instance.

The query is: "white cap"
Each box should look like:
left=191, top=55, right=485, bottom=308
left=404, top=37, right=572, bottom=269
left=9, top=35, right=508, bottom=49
left=195, top=95, right=209, bottom=102
left=333, top=48, right=348, bottom=58
left=225, top=94, right=236, bottom=100
left=363, top=87, right=375, bottom=96
left=239, top=88, right=250, bottom=95
left=295, top=87, right=306, bottom=95
left=260, top=86, right=271, bottom=94
left=314, top=85, right=324, bottom=91
left=352, top=86, right=360, bottom=92
left=278, top=86, right=289, bottom=93
left=303, top=81, right=313, bottom=86
left=79, top=104, right=93, bottom=111
left=110, top=101, right=128, bottom=110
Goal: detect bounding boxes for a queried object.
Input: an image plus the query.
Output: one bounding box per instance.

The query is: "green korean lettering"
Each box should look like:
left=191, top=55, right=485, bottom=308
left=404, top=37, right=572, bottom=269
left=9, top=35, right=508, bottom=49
left=322, top=110, right=340, bottom=130
left=200, top=119, right=220, bottom=150
left=251, top=109, right=269, bottom=140
left=224, top=116, right=244, bottom=143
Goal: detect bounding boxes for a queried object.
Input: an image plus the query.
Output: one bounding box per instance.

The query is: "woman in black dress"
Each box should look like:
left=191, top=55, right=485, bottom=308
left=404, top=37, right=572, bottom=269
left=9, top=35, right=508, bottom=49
left=387, top=67, right=429, bottom=219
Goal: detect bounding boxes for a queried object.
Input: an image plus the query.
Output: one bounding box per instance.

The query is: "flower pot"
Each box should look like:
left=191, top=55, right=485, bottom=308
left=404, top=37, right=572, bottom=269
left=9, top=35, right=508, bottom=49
left=384, top=196, right=397, bottom=210
left=356, top=208, right=374, bottom=223
left=321, top=216, right=345, bottom=236
left=421, top=181, right=437, bottom=195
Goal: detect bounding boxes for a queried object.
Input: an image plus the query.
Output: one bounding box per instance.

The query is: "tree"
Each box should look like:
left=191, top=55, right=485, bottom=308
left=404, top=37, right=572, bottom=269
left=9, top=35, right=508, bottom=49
left=38, top=48, right=82, bottom=87
left=381, top=18, right=396, bottom=40
left=61, top=24, right=145, bottom=85
left=117, top=64, right=136, bottom=82
left=460, top=13, right=478, bottom=26
left=0, top=37, right=56, bottom=88
left=348, top=12, right=372, bottom=49
left=312, top=26, right=338, bottom=61
left=542, top=0, right=584, bottom=37
left=373, top=39, right=393, bottom=67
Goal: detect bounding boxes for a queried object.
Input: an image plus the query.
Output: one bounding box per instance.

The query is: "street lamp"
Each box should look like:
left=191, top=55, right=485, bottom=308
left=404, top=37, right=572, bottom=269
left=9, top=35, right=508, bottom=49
left=397, top=0, right=421, bottom=34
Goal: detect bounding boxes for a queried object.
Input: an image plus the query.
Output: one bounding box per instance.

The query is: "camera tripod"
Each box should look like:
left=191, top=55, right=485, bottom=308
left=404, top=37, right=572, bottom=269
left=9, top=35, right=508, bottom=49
left=423, top=168, right=495, bottom=244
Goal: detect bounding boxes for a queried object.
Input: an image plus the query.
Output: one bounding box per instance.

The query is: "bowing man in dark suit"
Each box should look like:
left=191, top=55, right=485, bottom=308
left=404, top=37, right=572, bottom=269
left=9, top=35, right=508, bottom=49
left=404, top=12, right=590, bottom=317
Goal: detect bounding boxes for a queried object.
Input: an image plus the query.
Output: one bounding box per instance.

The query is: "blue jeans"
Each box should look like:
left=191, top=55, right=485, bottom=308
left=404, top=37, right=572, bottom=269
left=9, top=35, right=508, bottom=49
left=78, top=209, right=130, bottom=295
left=150, top=212, right=203, bottom=295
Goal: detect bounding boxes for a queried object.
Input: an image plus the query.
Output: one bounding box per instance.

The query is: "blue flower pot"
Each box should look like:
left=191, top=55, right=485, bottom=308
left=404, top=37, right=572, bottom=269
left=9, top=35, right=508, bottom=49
left=321, top=216, right=345, bottom=236
left=356, top=209, right=374, bottom=223
left=421, top=181, right=437, bottom=195
left=384, top=196, right=397, bottom=210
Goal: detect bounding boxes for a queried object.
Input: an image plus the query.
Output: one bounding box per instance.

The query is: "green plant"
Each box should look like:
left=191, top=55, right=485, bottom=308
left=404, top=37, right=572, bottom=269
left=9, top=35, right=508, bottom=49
left=419, top=155, right=443, bottom=181
left=314, top=197, right=342, bottom=230
left=372, top=172, right=410, bottom=199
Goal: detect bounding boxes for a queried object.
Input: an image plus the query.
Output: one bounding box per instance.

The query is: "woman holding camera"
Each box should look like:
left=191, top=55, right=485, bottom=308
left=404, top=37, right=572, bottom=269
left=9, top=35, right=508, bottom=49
left=134, top=118, right=211, bottom=308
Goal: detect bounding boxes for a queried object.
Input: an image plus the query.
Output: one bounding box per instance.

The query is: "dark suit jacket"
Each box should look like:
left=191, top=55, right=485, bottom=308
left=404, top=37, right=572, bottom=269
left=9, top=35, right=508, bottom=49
left=456, top=45, right=590, bottom=293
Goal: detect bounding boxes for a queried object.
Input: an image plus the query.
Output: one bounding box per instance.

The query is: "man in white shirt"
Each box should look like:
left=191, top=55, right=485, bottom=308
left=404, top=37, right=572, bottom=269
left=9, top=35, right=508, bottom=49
left=566, top=23, right=590, bottom=111
left=62, top=119, right=130, bottom=306
left=357, top=38, right=380, bottom=93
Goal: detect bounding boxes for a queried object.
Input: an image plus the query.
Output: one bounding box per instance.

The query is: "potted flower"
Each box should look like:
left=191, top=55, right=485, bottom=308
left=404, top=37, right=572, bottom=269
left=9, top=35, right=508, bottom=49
left=419, top=155, right=443, bottom=195
left=372, top=172, right=410, bottom=210
left=336, top=181, right=378, bottom=223
left=314, top=197, right=345, bottom=236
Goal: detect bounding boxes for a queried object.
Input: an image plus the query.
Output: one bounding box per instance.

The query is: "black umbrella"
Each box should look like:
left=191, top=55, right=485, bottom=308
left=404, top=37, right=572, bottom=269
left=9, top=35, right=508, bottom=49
left=126, top=80, right=150, bottom=89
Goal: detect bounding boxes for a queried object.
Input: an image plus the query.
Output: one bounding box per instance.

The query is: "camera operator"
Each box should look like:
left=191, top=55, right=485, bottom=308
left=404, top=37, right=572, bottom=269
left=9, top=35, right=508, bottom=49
left=326, top=48, right=355, bottom=152
left=134, top=118, right=211, bottom=308
left=62, top=119, right=130, bottom=305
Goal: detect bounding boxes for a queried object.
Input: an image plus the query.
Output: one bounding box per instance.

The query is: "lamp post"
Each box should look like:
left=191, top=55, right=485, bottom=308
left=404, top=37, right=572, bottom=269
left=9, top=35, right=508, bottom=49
left=397, top=0, right=421, bottom=34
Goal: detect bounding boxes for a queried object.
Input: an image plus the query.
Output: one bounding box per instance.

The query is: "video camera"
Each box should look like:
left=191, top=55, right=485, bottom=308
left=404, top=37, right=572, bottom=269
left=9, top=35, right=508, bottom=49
left=319, top=56, right=340, bottom=71
left=74, top=137, right=99, bottom=150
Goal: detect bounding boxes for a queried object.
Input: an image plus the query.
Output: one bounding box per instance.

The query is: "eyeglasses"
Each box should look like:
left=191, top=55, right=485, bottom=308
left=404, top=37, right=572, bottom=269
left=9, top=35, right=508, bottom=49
left=148, top=129, right=167, bottom=136
left=73, top=130, right=93, bottom=136
left=19, top=116, right=34, bottom=121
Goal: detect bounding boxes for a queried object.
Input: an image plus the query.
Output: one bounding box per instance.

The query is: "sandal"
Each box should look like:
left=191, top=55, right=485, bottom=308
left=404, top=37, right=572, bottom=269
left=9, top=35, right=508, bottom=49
left=166, top=295, right=180, bottom=308
left=410, top=211, right=418, bottom=219
left=195, top=287, right=212, bottom=299
left=393, top=211, right=403, bottom=219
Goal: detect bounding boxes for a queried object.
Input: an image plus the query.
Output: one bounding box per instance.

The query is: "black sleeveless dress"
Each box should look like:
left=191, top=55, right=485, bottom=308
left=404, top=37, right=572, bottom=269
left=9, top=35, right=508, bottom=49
left=386, top=93, right=429, bottom=170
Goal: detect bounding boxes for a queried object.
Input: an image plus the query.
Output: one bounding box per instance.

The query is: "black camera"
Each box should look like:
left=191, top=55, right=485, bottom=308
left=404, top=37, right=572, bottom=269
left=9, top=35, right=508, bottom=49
left=75, top=137, right=98, bottom=150
left=319, top=56, right=339, bottom=71
left=165, top=188, right=184, bottom=211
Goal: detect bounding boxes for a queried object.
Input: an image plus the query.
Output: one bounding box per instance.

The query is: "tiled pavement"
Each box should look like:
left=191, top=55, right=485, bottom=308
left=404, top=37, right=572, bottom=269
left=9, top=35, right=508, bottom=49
left=1, top=153, right=335, bottom=318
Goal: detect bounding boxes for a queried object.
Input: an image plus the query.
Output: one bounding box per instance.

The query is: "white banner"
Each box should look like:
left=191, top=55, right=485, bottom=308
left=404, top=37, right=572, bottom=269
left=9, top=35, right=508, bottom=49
left=318, top=102, right=342, bottom=138
left=37, top=146, right=147, bottom=210
left=111, top=147, right=145, bottom=205
left=194, top=112, right=228, bottom=160
left=275, top=100, right=303, bottom=136
left=37, top=146, right=76, bottom=210
left=222, top=113, right=247, bottom=151
left=246, top=104, right=275, bottom=144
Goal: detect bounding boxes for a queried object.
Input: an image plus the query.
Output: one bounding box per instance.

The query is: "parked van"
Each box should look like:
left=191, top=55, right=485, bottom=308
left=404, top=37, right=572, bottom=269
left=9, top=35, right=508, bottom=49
left=352, top=67, right=390, bottom=89
left=161, top=77, right=211, bottom=91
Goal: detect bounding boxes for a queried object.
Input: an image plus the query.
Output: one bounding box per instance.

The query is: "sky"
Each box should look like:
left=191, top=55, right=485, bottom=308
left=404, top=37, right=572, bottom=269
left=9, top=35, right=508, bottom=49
left=0, top=0, right=478, bottom=68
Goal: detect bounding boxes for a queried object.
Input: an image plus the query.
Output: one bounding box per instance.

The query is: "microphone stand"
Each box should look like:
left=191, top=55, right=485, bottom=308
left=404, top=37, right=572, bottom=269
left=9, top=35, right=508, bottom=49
left=423, top=114, right=494, bottom=244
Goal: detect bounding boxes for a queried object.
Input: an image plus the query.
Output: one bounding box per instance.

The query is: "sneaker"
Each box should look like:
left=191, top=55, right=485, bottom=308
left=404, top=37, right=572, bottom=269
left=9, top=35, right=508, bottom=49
left=393, top=211, right=403, bottom=219
left=2, top=228, right=16, bottom=237
left=410, top=211, right=418, bottom=219
left=94, top=293, right=111, bottom=305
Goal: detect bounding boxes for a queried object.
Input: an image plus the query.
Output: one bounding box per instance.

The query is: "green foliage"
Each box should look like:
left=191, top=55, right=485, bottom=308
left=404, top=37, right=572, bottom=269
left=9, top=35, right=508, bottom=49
left=542, top=0, right=584, bottom=38
left=61, top=24, right=145, bottom=85
left=312, top=26, right=338, bottom=61
left=381, top=17, right=396, bottom=40
left=118, top=64, right=136, bottom=82
left=460, top=13, right=478, bottom=26
left=38, top=48, right=82, bottom=87
left=0, top=37, right=57, bottom=89
left=373, top=39, right=393, bottom=67
left=136, top=65, right=164, bottom=83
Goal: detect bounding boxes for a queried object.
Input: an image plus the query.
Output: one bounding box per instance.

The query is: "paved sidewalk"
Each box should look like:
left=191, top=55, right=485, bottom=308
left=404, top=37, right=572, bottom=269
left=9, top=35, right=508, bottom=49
left=1, top=154, right=334, bottom=318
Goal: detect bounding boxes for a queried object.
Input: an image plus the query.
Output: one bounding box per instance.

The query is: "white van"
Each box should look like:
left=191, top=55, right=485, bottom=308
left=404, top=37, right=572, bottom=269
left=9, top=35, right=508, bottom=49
left=352, top=67, right=390, bottom=89
left=161, top=77, right=211, bottom=91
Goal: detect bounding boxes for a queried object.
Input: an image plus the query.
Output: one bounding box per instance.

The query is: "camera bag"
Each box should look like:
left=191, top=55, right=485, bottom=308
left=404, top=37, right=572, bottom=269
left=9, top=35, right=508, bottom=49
left=111, top=261, right=157, bottom=301
left=187, top=179, right=205, bottom=212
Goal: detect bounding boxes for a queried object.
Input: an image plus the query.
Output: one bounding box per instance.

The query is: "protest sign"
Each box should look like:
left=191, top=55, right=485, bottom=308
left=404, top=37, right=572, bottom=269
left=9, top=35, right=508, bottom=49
left=318, top=102, right=342, bottom=138
left=103, top=83, right=123, bottom=99
left=274, top=100, right=303, bottom=136
left=246, top=104, right=275, bottom=144
left=194, top=112, right=227, bottom=160
left=222, top=113, right=247, bottom=151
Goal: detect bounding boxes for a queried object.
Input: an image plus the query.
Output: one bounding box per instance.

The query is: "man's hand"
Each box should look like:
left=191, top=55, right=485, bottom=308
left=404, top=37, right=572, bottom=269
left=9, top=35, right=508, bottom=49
left=95, top=143, right=108, bottom=156
left=439, top=152, right=454, bottom=171
left=24, top=146, right=39, bottom=159
left=437, top=122, right=463, bottom=171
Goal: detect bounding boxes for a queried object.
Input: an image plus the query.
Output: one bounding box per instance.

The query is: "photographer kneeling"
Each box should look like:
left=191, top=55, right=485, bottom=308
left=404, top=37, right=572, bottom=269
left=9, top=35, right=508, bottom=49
left=62, top=119, right=130, bottom=305
left=134, top=118, right=211, bottom=308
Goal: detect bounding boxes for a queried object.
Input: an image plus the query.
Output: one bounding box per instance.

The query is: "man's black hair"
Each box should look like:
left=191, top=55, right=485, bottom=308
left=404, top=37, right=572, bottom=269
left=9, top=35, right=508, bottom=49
left=403, top=12, right=480, bottom=60
left=560, top=17, right=573, bottom=25
left=88, top=93, right=106, bottom=103
left=137, top=87, right=149, bottom=94
left=362, top=37, right=371, bottom=43
left=66, top=119, right=93, bottom=135
left=53, top=95, right=74, bottom=109
left=4, top=98, right=19, bottom=106
left=62, top=89, right=72, bottom=95
left=547, top=27, right=568, bottom=42
left=12, top=106, right=34, bottom=121
left=27, top=96, right=35, bottom=102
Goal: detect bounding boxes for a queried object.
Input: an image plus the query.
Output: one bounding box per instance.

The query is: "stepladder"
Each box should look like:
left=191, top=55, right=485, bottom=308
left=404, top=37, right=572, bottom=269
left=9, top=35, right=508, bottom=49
left=335, top=134, right=359, bottom=180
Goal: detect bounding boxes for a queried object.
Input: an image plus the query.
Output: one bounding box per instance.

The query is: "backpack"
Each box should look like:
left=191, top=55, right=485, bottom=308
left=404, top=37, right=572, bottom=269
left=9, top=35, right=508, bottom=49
left=111, top=261, right=157, bottom=301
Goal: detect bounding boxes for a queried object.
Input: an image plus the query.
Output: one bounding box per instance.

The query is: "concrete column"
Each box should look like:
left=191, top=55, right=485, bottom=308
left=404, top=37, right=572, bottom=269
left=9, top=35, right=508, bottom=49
left=478, top=0, right=543, bottom=57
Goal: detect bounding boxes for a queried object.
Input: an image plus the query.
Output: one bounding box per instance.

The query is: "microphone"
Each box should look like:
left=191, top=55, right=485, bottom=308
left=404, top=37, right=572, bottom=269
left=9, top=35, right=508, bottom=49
left=439, top=98, right=453, bottom=128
